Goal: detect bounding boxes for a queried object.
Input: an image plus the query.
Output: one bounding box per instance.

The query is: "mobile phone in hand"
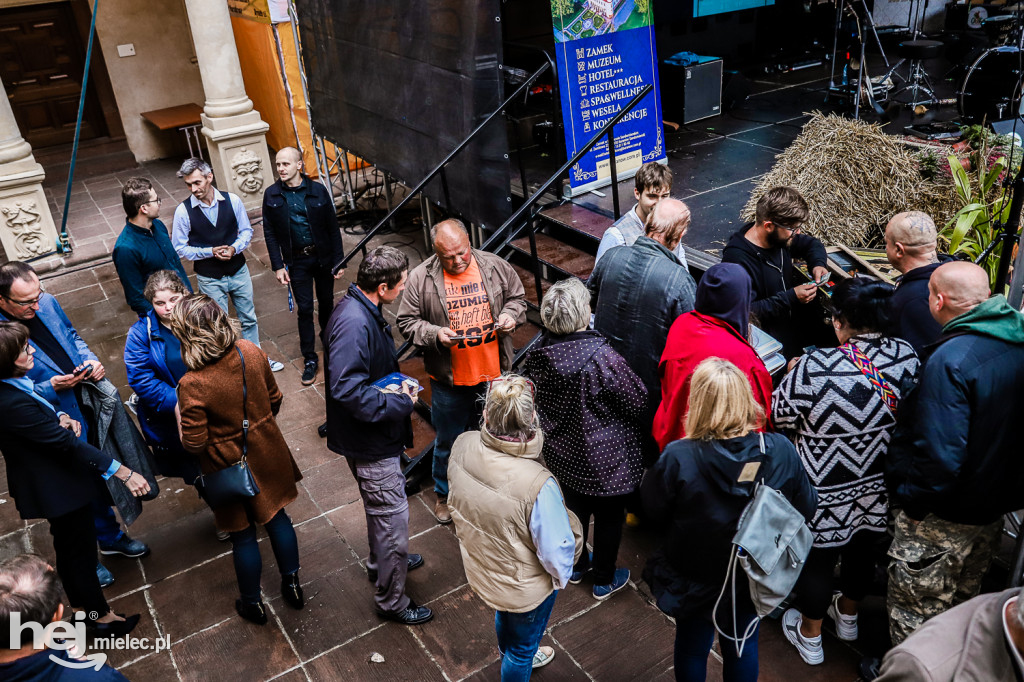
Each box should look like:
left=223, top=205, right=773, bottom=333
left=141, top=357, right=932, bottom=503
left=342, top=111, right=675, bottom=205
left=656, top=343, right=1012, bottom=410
left=73, top=363, right=93, bottom=378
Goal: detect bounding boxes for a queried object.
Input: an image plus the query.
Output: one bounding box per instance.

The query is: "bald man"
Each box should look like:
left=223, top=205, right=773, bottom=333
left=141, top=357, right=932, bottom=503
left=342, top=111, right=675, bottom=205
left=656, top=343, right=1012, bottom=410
left=885, top=261, right=1024, bottom=646
left=588, top=199, right=697, bottom=463
left=262, top=147, right=345, bottom=385
left=885, top=211, right=947, bottom=354
left=396, top=219, right=526, bottom=523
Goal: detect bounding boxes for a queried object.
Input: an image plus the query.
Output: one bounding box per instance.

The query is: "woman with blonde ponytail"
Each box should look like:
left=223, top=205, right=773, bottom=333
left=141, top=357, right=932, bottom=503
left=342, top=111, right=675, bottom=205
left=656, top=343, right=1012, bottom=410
left=447, top=374, right=583, bottom=681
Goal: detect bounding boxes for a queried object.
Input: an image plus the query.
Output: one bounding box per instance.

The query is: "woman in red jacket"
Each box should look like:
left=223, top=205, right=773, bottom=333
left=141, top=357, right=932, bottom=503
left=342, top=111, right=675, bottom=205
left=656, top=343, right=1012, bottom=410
left=652, top=263, right=772, bottom=451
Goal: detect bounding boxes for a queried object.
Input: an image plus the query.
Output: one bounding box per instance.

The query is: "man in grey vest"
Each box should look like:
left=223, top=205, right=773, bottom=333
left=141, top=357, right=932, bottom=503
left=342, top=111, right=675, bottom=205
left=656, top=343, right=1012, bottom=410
left=171, top=158, right=283, bottom=371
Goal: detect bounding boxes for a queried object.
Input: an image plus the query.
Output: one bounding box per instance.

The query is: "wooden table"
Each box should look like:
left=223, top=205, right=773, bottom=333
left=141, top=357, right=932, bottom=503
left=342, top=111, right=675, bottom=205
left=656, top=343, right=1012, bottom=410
left=140, top=103, right=205, bottom=159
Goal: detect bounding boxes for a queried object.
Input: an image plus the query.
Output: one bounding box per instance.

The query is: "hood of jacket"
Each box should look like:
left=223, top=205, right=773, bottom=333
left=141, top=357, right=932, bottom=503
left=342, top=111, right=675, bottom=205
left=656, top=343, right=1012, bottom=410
left=943, top=294, right=1024, bottom=344
left=532, top=329, right=606, bottom=372
left=695, top=262, right=752, bottom=338
left=695, top=432, right=772, bottom=497
left=479, top=424, right=544, bottom=461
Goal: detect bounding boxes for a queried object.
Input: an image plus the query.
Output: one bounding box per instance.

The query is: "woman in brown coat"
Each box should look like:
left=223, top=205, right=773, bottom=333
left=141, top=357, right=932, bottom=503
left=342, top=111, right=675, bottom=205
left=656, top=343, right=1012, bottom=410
left=172, top=294, right=304, bottom=625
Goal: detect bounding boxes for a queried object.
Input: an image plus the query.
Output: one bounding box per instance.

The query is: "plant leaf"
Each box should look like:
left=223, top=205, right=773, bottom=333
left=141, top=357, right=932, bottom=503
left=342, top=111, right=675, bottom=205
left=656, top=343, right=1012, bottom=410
left=948, top=155, right=973, bottom=205
left=949, top=208, right=983, bottom=252
left=982, top=156, right=1007, bottom=196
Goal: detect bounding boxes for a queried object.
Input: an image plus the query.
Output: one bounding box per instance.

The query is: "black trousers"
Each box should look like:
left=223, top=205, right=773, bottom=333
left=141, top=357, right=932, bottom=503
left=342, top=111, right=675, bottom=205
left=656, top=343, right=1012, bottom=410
left=795, top=530, right=879, bottom=620
left=290, top=254, right=335, bottom=363
left=49, top=503, right=109, bottom=616
left=561, top=488, right=628, bottom=585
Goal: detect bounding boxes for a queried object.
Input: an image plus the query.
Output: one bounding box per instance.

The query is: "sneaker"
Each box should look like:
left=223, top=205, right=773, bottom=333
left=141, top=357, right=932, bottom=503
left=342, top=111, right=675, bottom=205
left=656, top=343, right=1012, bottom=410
left=569, top=552, right=593, bottom=584
left=827, top=593, right=859, bottom=641
left=301, top=360, right=319, bottom=386
left=782, top=608, right=824, bottom=665
left=269, top=359, right=285, bottom=372
left=99, top=534, right=151, bottom=559
left=532, top=645, right=555, bottom=669
left=216, top=527, right=230, bottom=542
left=592, top=567, right=630, bottom=601
left=96, top=563, right=114, bottom=588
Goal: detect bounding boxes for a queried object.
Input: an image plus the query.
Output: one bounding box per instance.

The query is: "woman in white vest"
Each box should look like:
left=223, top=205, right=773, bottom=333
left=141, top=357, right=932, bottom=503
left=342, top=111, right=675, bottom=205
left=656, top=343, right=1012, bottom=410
left=448, top=374, right=583, bottom=681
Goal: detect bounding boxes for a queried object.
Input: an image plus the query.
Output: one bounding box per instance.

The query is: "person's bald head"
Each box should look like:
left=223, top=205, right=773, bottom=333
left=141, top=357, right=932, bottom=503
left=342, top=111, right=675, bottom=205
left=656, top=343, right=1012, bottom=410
left=885, top=211, right=938, bottom=273
left=645, top=198, right=691, bottom=251
left=431, top=219, right=472, bottom=275
left=928, top=261, right=990, bottom=326
left=275, top=147, right=304, bottom=185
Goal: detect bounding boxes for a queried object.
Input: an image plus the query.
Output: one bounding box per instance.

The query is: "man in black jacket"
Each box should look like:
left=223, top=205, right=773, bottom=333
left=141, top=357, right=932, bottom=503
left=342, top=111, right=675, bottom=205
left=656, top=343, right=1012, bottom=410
left=722, top=187, right=829, bottom=358
left=884, top=211, right=945, bottom=356
left=262, top=147, right=345, bottom=385
left=324, top=246, right=432, bottom=626
left=885, top=261, right=1024, bottom=645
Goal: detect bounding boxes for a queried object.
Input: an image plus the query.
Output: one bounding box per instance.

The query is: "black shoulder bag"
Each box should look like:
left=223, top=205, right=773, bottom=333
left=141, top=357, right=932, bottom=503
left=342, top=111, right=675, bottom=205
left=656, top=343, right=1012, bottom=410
left=193, top=346, right=261, bottom=507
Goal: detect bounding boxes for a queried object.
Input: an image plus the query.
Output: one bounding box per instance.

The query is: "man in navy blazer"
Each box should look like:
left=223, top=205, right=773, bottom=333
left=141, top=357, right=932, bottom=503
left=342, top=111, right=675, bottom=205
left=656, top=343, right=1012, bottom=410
left=0, top=261, right=151, bottom=577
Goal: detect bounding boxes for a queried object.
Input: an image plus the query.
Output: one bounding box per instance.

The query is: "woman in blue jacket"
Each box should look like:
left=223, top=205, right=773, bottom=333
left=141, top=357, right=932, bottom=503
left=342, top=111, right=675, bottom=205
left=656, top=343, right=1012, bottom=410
left=124, top=270, right=199, bottom=482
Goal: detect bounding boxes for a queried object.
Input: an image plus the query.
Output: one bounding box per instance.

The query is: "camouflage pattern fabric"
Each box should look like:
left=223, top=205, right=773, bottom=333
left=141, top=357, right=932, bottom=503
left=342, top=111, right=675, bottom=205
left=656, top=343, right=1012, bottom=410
left=886, top=510, right=1003, bottom=645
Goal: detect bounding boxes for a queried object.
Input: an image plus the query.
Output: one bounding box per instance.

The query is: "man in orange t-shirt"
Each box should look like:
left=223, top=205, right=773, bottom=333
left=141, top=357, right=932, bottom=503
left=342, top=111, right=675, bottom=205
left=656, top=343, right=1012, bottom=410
left=396, top=220, right=527, bottom=524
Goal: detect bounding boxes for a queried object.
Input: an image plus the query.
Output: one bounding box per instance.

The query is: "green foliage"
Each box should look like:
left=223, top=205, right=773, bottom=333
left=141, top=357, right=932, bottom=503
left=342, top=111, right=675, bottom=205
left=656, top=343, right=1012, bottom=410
left=636, top=0, right=651, bottom=13
left=940, top=134, right=1013, bottom=290
left=551, top=0, right=575, bottom=17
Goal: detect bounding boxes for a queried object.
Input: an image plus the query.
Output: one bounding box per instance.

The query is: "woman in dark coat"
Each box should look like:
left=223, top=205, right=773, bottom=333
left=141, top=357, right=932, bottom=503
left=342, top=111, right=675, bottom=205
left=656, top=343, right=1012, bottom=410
left=0, top=321, right=148, bottom=637
left=522, top=277, right=646, bottom=601
left=642, top=358, right=817, bottom=682
left=124, top=270, right=199, bottom=481
left=172, top=295, right=304, bottom=625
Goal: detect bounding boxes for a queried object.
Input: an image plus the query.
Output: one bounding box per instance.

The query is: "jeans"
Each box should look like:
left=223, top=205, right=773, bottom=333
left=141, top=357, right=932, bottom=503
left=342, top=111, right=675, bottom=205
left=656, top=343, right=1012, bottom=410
left=348, top=456, right=411, bottom=613
left=795, top=530, right=879, bottom=620
left=429, top=380, right=485, bottom=496
left=495, top=591, right=558, bottom=682
left=674, top=614, right=759, bottom=682
left=196, top=263, right=260, bottom=346
left=289, top=254, right=335, bottom=363
left=50, top=504, right=109, bottom=616
left=561, top=488, right=627, bottom=585
left=228, top=509, right=301, bottom=604
left=92, top=500, right=123, bottom=546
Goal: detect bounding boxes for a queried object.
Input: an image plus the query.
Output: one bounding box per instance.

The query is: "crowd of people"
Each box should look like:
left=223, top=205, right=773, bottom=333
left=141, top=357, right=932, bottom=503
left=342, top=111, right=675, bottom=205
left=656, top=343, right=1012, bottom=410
left=2, top=155, right=1024, bottom=682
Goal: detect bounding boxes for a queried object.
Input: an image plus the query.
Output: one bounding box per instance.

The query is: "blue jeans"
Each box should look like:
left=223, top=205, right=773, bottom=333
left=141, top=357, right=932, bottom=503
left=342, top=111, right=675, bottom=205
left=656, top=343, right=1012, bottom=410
left=196, top=263, right=260, bottom=346
left=229, top=509, right=300, bottom=603
left=92, top=500, right=123, bottom=546
left=495, top=591, right=558, bottom=682
left=429, top=380, right=485, bottom=496
left=674, top=614, right=759, bottom=682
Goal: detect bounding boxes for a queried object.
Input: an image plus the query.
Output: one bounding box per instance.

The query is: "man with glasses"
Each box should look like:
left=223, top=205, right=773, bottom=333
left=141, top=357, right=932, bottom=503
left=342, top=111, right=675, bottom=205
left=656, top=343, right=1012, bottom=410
left=723, top=186, right=829, bottom=358
left=112, top=177, right=192, bottom=316
left=0, top=261, right=151, bottom=583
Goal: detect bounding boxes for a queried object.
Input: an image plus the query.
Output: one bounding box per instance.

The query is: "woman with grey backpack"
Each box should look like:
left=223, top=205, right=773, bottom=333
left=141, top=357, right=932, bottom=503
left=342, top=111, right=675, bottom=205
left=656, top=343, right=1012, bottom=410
left=641, top=358, right=817, bottom=681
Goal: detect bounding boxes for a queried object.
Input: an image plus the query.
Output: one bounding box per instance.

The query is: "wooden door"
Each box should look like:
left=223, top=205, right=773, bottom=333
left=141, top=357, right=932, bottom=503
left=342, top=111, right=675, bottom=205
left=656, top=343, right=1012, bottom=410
left=0, top=2, right=107, bottom=148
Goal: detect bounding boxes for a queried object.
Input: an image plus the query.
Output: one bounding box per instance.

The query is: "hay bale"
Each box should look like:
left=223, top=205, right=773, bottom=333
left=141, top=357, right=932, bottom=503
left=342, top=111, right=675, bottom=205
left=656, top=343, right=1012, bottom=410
left=741, top=112, right=960, bottom=247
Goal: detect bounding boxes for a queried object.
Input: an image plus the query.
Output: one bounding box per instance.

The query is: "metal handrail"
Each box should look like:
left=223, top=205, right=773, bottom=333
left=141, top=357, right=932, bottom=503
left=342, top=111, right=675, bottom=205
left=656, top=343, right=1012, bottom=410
left=480, top=83, right=654, bottom=254
left=333, top=61, right=552, bottom=274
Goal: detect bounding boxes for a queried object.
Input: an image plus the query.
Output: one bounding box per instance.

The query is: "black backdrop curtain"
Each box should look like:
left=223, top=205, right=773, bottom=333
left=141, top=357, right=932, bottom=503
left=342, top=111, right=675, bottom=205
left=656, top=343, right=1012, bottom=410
left=296, top=0, right=511, bottom=233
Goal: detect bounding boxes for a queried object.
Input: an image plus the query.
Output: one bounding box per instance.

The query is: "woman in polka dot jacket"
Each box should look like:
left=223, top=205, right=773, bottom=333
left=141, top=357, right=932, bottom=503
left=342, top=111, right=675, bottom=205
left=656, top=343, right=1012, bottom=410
left=522, top=278, right=646, bottom=601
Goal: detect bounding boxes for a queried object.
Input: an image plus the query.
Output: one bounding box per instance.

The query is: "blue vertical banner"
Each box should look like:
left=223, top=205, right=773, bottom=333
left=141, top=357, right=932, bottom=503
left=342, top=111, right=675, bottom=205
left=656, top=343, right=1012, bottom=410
left=552, top=0, right=666, bottom=197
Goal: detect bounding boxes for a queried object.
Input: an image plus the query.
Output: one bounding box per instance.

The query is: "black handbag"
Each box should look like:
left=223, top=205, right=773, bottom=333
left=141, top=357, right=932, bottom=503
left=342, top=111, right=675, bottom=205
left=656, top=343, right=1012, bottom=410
left=193, top=346, right=260, bottom=508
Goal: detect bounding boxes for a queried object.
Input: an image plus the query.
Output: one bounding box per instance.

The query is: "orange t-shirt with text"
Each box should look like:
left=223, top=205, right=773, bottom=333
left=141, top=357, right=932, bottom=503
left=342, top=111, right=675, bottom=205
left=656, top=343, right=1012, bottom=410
left=443, top=259, right=501, bottom=386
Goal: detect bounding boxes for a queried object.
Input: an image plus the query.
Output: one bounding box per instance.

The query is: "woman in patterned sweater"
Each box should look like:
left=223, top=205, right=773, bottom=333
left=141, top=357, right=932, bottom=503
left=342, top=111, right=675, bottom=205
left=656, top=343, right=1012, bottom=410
left=772, top=277, right=920, bottom=666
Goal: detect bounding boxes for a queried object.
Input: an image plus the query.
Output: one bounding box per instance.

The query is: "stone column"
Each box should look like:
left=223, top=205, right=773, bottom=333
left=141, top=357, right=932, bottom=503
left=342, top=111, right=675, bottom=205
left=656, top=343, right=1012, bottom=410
left=0, top=77, right=58, bottom=262
left=184, top=0, right=272, bottom=211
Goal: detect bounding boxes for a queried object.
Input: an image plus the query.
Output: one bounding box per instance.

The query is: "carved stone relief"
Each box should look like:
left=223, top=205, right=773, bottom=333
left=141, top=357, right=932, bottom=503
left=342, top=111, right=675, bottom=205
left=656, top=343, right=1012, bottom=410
left=1, top=199, right=53, bottom=258
left=229, top=147, right=265, bottom=196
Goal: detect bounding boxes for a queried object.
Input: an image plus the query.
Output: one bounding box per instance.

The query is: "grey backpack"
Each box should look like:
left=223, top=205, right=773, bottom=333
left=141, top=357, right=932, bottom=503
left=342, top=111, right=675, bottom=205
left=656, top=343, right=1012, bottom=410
left=713, top=433, right=813, bottom=656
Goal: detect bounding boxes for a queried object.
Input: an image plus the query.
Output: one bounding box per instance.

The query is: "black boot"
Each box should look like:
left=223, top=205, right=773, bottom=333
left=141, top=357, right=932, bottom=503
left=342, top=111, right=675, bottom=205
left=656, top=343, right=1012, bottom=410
left=281, top=573, right=304, bottom=610
left=235, top=599, right=268, bottom=625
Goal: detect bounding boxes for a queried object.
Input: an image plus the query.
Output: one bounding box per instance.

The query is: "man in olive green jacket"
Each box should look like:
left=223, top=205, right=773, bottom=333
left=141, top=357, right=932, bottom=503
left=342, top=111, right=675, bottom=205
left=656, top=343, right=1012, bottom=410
left=395, top=219, right=526, bottom=524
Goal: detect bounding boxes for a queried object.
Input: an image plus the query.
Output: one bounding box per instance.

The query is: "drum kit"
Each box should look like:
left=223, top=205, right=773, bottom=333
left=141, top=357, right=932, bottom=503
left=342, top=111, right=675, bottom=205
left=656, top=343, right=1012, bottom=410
left=828, top=0, right=1024, bottom=124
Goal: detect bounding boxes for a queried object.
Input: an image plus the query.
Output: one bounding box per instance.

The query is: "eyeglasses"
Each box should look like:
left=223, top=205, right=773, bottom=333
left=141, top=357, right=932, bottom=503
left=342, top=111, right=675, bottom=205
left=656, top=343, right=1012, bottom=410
left=2, top=285, right=44, bottom=308
left=142, top=198, right=163, bottom=206
left=771, top=220, right=802, bottom=234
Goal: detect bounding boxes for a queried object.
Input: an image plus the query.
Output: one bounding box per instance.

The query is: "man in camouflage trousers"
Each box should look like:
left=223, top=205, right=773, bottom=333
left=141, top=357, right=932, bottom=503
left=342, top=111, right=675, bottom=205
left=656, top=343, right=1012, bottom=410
left=885, top=262, right=1024, bottom=645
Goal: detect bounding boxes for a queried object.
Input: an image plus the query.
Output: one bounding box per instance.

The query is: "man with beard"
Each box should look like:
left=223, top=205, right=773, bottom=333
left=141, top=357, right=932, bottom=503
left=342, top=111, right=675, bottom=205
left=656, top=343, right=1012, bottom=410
left=723, top=186, right=829, bottom=358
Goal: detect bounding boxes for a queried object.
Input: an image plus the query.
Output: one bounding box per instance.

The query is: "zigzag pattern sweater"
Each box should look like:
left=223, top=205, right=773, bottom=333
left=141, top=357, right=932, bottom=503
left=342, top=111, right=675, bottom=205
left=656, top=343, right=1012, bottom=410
left=772, top=334, right=920, bottom=547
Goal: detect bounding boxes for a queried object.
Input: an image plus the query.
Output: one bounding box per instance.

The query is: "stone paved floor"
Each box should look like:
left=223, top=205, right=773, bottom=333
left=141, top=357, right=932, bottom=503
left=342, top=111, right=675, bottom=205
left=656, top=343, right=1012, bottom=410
left=0, top=164, right=888, bottom=681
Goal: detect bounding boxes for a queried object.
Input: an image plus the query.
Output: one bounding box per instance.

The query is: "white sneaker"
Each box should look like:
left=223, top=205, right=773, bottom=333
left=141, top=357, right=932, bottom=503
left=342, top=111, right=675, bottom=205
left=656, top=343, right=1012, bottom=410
left=532, top=646, right=555, bottom=669
left=269, top=360, right=285, bottom=372
left=827, top=593, right=859, bottom=641
left=782, top=608, right=824, bottom=665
